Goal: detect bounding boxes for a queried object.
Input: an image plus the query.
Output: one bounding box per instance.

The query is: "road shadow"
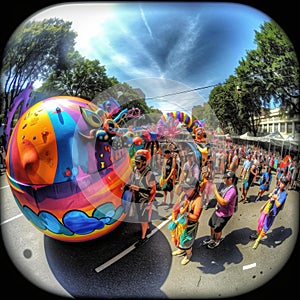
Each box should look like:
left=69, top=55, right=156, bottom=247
left=253, top=225, right=293, bottom=248
left=191, top=226, right=293, bottom=275
left=44, top=221, right=171, bottom=298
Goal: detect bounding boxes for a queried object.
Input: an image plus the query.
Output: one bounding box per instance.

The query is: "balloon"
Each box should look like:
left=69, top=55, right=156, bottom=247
left=160, top=110, right=193, bottom=132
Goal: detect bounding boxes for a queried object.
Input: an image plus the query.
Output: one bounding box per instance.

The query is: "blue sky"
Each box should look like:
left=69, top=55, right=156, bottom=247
left=30, top=2, right=270, bottom=115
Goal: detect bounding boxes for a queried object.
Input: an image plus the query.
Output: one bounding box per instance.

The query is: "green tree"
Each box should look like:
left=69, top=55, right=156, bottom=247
left=208, top=20, right=299, bottom=136
left=0, top=18, right=77, bottom=115
left=94, top=82, right=148, bottom=113
left=93, top=82, right=161, bottom=124
left=234, top=60, right=263, bottom=136
left=39, top=52, right=118, bottom=100
left=240, top=21, right=299, bottom=115
left=208, top=78, right=247, bottom=135
left=192, top=102, right=219, bottom=130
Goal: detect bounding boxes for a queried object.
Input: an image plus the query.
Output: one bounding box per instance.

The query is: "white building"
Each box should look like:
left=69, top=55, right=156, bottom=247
left=258, top=107, right=300, bottom=142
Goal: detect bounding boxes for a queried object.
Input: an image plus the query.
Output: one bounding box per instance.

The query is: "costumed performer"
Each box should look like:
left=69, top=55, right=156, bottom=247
left=250, top=176, right=288, bottom=249
left=169, top=176, right=203, bottom=265
left=124, top=149, right=156, bottom=247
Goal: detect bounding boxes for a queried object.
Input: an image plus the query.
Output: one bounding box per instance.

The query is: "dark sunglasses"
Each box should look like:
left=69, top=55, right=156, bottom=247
left=135, top=161, right=142, bottom=165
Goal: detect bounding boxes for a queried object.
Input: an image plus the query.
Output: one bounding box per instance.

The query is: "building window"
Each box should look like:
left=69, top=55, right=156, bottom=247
left=295, top=122, right=300, bottom=133
left=274, top=123, right=278, bottom=132
left=287, top=122, right=293, bottom=133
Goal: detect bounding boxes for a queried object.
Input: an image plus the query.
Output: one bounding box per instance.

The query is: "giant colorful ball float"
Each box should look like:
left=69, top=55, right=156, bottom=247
left=5, top=91, right=210, bottom=242
left=5, top=96, right=132, bottom=242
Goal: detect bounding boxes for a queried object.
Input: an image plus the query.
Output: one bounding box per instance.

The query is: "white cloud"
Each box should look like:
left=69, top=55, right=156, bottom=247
left=30, top=3, right=116, bottom=58
left=126, top=77, right=205, bottom=115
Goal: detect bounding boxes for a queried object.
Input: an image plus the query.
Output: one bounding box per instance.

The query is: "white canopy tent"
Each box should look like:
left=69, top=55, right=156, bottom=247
left=239, top=131, right=258, bottom=141
left=238, top=131, right=299, bottom=156
left=260, top=131, right=284, bottom=143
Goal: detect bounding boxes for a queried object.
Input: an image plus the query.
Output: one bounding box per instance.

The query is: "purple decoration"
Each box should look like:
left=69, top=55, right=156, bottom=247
left=4, top=81, right=33, bottom=150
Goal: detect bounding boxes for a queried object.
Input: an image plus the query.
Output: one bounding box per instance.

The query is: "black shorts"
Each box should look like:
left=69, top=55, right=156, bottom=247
left=163, top=180, right=173, bottom=192
left=208, top=210, right=232, bottom=233
left=136, top=200, right=150, bottom=222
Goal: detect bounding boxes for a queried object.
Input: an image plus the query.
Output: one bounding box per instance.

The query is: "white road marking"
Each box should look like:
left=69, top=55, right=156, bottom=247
left=0, top=184, right=23, bottom=225
left=0, top=184, right=9, bottom=190
left=95, top=215, right=172, bottom=273
left=243, top=263, right=256, bottom=270
left=1, top=213, right=23, bottom=225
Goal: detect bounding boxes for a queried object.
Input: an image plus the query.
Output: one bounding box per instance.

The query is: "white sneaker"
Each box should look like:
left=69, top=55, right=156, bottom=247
left=202, top=238, right=213, bottom=246
left=181, top=253, right=192, bottom=265
left=172, top=249, right=185, bottom=256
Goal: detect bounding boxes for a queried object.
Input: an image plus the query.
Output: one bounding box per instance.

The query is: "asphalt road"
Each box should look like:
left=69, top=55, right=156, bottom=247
left=0, top=165, right=299, bottom=299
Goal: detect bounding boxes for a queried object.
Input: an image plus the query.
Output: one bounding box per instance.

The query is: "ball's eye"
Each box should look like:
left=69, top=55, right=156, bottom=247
left=80, top=107, right=103, bottom=128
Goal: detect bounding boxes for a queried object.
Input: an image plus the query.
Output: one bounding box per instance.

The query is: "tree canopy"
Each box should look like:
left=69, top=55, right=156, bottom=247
left=208, top=20, right=299, bottom=135
left=1, top=18, right=77, bottom=114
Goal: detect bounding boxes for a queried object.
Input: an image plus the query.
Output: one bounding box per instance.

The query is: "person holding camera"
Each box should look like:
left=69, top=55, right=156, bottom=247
left=202, top=171, right=238, bottom=249
left=124, top=149, right=157, bottom=247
